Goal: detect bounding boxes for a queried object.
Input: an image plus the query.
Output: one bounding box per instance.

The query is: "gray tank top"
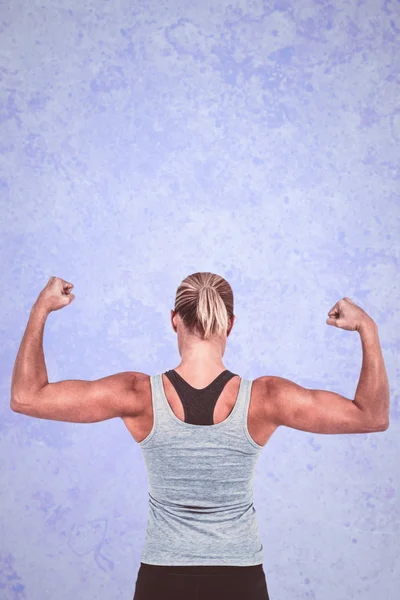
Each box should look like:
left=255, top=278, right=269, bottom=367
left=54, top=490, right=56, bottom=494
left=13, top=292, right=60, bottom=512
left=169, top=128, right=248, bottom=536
left=138, top=371, right=265, bottom=566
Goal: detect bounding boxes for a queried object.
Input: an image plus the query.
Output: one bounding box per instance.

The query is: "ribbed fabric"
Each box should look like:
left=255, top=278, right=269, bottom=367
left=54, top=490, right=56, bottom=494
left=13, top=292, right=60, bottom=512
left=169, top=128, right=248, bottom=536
left=138, top=371, right=264, bottom=566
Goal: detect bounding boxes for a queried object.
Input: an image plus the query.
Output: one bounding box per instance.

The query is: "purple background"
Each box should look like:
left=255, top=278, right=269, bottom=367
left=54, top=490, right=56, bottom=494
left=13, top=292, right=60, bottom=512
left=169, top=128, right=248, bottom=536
left=1, top=1, right=399, bottom=599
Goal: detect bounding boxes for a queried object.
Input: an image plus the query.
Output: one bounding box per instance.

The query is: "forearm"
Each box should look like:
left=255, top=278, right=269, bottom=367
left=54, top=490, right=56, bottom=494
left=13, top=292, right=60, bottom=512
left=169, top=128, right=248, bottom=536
left=353, top=320, right=390, bottom=427
left=11, top=303, right=50, bottom=404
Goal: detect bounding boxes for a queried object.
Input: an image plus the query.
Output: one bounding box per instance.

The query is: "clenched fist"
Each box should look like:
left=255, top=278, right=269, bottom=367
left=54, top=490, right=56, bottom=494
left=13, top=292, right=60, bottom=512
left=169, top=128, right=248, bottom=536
left=326, top=297, right=374, bottom=332
left=34, top=276, right=75, bottom=314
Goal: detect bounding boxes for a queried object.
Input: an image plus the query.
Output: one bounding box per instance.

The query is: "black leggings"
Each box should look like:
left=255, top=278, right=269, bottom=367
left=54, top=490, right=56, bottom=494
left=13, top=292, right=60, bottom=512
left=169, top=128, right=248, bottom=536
left=133, top=562, right=270, bottom=600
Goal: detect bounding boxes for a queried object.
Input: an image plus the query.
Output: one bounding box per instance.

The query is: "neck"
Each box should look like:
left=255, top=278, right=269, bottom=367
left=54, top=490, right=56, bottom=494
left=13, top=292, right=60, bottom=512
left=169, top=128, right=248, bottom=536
left=175, top=342, right=227, bottom=379
left=174, top=362, right=228, bottom=388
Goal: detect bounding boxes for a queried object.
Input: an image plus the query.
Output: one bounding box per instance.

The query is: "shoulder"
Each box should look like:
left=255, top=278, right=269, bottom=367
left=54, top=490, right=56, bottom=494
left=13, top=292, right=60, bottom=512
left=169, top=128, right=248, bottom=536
left=250, top=375, right=275, bottom=406
left=128, top=370, right=151, bottom=393
left=251, top=375, right=286, bottom=421
left=255, top=375, right=312, bottom=425
left=254, top=375, right=293, bottom=393
left=111, top=371, right=151, bottom=417
left=105, top=370, right=148, bottom=390
left=251, top=375, right=275, bottom=393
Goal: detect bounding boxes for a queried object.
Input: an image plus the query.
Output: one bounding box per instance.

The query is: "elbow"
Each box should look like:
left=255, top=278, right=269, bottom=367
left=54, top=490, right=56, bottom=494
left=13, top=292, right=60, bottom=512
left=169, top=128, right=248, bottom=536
left=360, top=407, right=390, bottom=432
left=10, top=398, right=24, bottom=412
left=375, top=419, right=389, bottom=432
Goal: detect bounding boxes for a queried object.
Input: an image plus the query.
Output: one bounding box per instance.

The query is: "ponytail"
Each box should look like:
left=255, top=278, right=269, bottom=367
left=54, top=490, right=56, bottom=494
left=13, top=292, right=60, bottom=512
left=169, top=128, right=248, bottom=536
left=174, top=272, right=234, bottom=340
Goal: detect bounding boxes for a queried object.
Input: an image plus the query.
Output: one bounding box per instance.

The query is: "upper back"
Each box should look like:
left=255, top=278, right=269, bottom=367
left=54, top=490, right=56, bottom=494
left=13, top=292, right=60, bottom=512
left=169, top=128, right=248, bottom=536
left=122, top=371, right=279, bottom=449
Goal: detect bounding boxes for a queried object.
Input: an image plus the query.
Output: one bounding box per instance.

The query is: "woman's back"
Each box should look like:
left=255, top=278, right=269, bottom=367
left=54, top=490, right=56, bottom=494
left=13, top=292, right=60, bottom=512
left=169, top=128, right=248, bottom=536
left=125, top=370, right=270, bottom=567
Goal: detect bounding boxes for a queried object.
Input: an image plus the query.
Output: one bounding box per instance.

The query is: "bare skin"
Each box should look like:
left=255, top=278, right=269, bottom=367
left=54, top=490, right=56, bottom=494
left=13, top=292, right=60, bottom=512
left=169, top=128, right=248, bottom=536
left=11, top=279, right=389, bottom=442
left=121, top=311, right=277, bottom=446
left=121, top=310, right=389, bottom=445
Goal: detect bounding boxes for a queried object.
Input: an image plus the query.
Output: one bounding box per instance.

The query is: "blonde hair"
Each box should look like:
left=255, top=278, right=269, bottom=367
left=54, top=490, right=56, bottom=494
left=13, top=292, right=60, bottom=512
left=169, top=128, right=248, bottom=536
left=173, top=272, right=234, bottom=340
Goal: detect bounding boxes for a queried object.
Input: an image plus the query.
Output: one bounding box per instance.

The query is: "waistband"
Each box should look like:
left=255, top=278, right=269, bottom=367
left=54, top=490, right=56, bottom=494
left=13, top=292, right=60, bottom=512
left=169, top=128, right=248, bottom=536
left=140, top=562, right=263, bottom=576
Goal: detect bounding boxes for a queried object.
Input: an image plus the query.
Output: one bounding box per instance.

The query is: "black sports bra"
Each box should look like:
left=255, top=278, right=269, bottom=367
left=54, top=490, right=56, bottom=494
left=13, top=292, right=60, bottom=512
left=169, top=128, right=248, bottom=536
left=164, top=369, right=238, bottom=425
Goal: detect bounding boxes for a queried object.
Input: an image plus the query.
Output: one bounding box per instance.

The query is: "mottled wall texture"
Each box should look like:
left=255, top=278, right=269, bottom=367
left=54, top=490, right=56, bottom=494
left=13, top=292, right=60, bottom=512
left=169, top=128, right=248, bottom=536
left=1, top=0, right=399, bottom=598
